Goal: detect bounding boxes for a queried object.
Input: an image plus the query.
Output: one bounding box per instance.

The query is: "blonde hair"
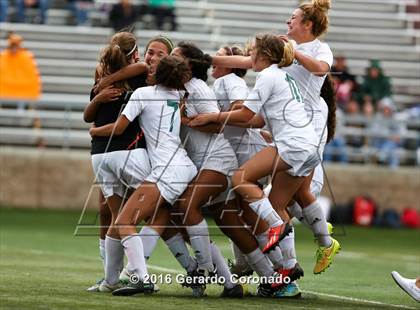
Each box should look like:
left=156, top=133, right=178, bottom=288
left=254, top=34, right=295, bottom=68
left=299, top=0, right=331, bottom=37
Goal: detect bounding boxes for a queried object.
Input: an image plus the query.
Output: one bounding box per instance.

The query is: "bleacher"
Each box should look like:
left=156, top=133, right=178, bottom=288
left=0, top=0, right=419, bottom=164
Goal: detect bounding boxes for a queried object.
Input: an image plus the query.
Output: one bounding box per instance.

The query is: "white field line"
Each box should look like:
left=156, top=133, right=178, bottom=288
left=147, top=264, right=416, bottom=310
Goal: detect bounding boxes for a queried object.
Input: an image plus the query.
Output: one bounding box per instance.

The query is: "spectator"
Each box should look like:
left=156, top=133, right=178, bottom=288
left=331, top=55, right=358, bottom=110
left=369, top=99, right=406, bottom=168
left=68, top=0, right=93, bottom=26
left=361, top=59, right=392, bottom=110
left=149, top=0, right=177, bottom=31
left=0, top=1, right=8, bottom=22
left=109, top=0, right=138, bottom=32
left=324, top=108, right=348, bottom=163
left=15, top=0, right=49, bottom=24
left=345, top=99, right=365, bottom=149
left=0, top=32, right=42, bottom=111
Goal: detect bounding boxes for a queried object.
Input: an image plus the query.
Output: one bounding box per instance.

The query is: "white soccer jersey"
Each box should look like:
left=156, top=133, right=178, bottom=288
left=283, top=39, right=333, bottom=147
left=122, top=85, right=191, bottom=168
left=213, top=73, right=268, bottom=165
left=244, top=64, right=319, bottom=176
left=182, top=77, right=237, bottom=173
left=213, top=73, right=249, bottom=142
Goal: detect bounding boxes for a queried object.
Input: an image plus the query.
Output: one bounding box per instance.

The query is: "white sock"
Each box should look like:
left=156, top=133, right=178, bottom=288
left=121, top=234, right=148, bottom=282
left=231, top=241, right=248, bottom=269
left=288, top=202, right=309, bottom=226
left=279, top=227, right=297, bottom=269
left=165, top=233, right=197, bottom=273
left=139, top=226, right=160, bottom=261
left=99, top=238, right=106, bottom=273
left=256, top=231, right=283, bottom=269
left=210, top=241, right=236, bottom=289
left=105, top=236, right=124, bottom=285
left=244, top=248, right=274, bottom=278
left=185, top=219, right=214, bottom=272
left=302, top=200, right=332, bottom=247
left=249, top=197, right=283, bottom=227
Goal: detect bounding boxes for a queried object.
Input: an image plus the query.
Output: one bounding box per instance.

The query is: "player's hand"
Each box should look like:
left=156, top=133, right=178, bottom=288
left=89, top=126, right=97, bottom=137
left=93, top=75, right=113, bottom=94
left=277, top=35, right=290, bottom=43
left=94, top=86, right=123, bottom=104
left=260, top=129, right=273, bottom=144
left=188, top=113, right=214, bottom=127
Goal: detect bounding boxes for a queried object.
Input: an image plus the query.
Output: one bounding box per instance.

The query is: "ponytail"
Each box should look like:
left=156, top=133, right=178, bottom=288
left=278, top=41, right=295, bottom=68
left=320, top=74, right=337, bottom=143
left=177, top=42, right=212, bottom=82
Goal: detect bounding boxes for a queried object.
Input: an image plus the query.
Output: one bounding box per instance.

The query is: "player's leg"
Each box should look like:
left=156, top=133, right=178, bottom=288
left=178, top=169, right=228, bottom=274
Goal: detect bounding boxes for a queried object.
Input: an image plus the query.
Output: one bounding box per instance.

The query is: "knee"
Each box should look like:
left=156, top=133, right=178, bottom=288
left=231, top=170, right=245, bottom=189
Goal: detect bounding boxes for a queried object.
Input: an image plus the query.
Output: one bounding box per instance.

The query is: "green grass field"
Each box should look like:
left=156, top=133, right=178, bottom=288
left=0, top=207, right=419, bottom=310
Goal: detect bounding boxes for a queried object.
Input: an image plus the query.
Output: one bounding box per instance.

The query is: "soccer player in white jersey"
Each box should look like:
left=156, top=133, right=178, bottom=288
left=170, top=42, right=239, bottom=279
left=189, top=33, right=338, bottom=276
left=90, top=56, right=197, bottom=296
left=210, top=0, right=340, bottom=275
left=211, top=45, right=300, bottom=284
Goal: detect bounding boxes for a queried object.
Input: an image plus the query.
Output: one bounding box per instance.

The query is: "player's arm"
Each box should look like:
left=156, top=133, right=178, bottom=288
left=94, top=62, right=149, bottom=93
left=229, top=114, right=265, bottom=128
left=189, top=122, right=224, bottom=134
left=294, top=50, right=330, bottom=77
left=212, top=56, right=252, bottom=69
left=227, top=100, right=265, bottom=128
left=189, top=106, right=255, bottom=127
left=90, top=115, right=130, bottom=137
left=83, top=86, right=123, bottom=122
left=277, top=35, right=330, bottom=77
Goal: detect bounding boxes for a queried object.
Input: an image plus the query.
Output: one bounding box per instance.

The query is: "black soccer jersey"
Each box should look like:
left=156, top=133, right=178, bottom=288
left=90, top=74, right=147, bottom=155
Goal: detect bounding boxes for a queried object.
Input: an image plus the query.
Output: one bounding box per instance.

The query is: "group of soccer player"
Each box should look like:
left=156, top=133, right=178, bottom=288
left=84, top=0, right=341, bottom=299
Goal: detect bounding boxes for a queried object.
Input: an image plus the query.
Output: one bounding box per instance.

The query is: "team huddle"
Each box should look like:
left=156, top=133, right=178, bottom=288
left=85, top=0, right=341, bottom=299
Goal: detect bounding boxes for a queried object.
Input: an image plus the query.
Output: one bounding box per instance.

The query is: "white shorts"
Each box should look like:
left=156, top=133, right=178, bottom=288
left=91, top=149, right=151, bottom=198
left=277, top=141, right=320, bottom=177
left=145, top=164, right=197, bottom=205
left=192, top=143, right=238, bottom=177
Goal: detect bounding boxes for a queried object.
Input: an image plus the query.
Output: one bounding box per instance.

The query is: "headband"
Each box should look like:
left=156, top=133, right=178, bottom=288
left=126, top=44, right=138, bottom=57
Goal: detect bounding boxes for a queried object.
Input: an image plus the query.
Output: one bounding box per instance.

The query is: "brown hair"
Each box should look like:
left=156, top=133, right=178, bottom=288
left=221, top=45, right=247, bottom=77
left=299, top=0, right=331, bottom=37
left=98, top=32, right=137, bottom=89
left=177, top=41, right=212, bottom=82
left=155, top=56, right=191, bottom=90
left=254, top=33, right=295, bottom=68
left=320, top=74, right=337, bottom=143
left=145, top=35, right=174, bottom=55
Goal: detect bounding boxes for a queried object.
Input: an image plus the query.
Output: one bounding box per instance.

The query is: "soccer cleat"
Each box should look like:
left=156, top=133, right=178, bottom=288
left=112, top=281, right=155, bottom=296
left=327, top=222, right=334, bottom=235
left=391, top=271, right=420, bottom=302
left=180, top=270, right=209, bottom=297
left=220, top=284, right=244, bottom=298
left=99, top=280, right=125, bottom=293
left=257, top=283, right=276, bottom=298
left=86, top=278, right=104, bottom=292
left=272, top=263, right=304, bottom=289
left=313, top=238, right=341, bottom=274
left=274, top=282, right=302, bottom=299
left=262, top=222, right=293, bottom=254
left=228, top=259, right=254, bottom=278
